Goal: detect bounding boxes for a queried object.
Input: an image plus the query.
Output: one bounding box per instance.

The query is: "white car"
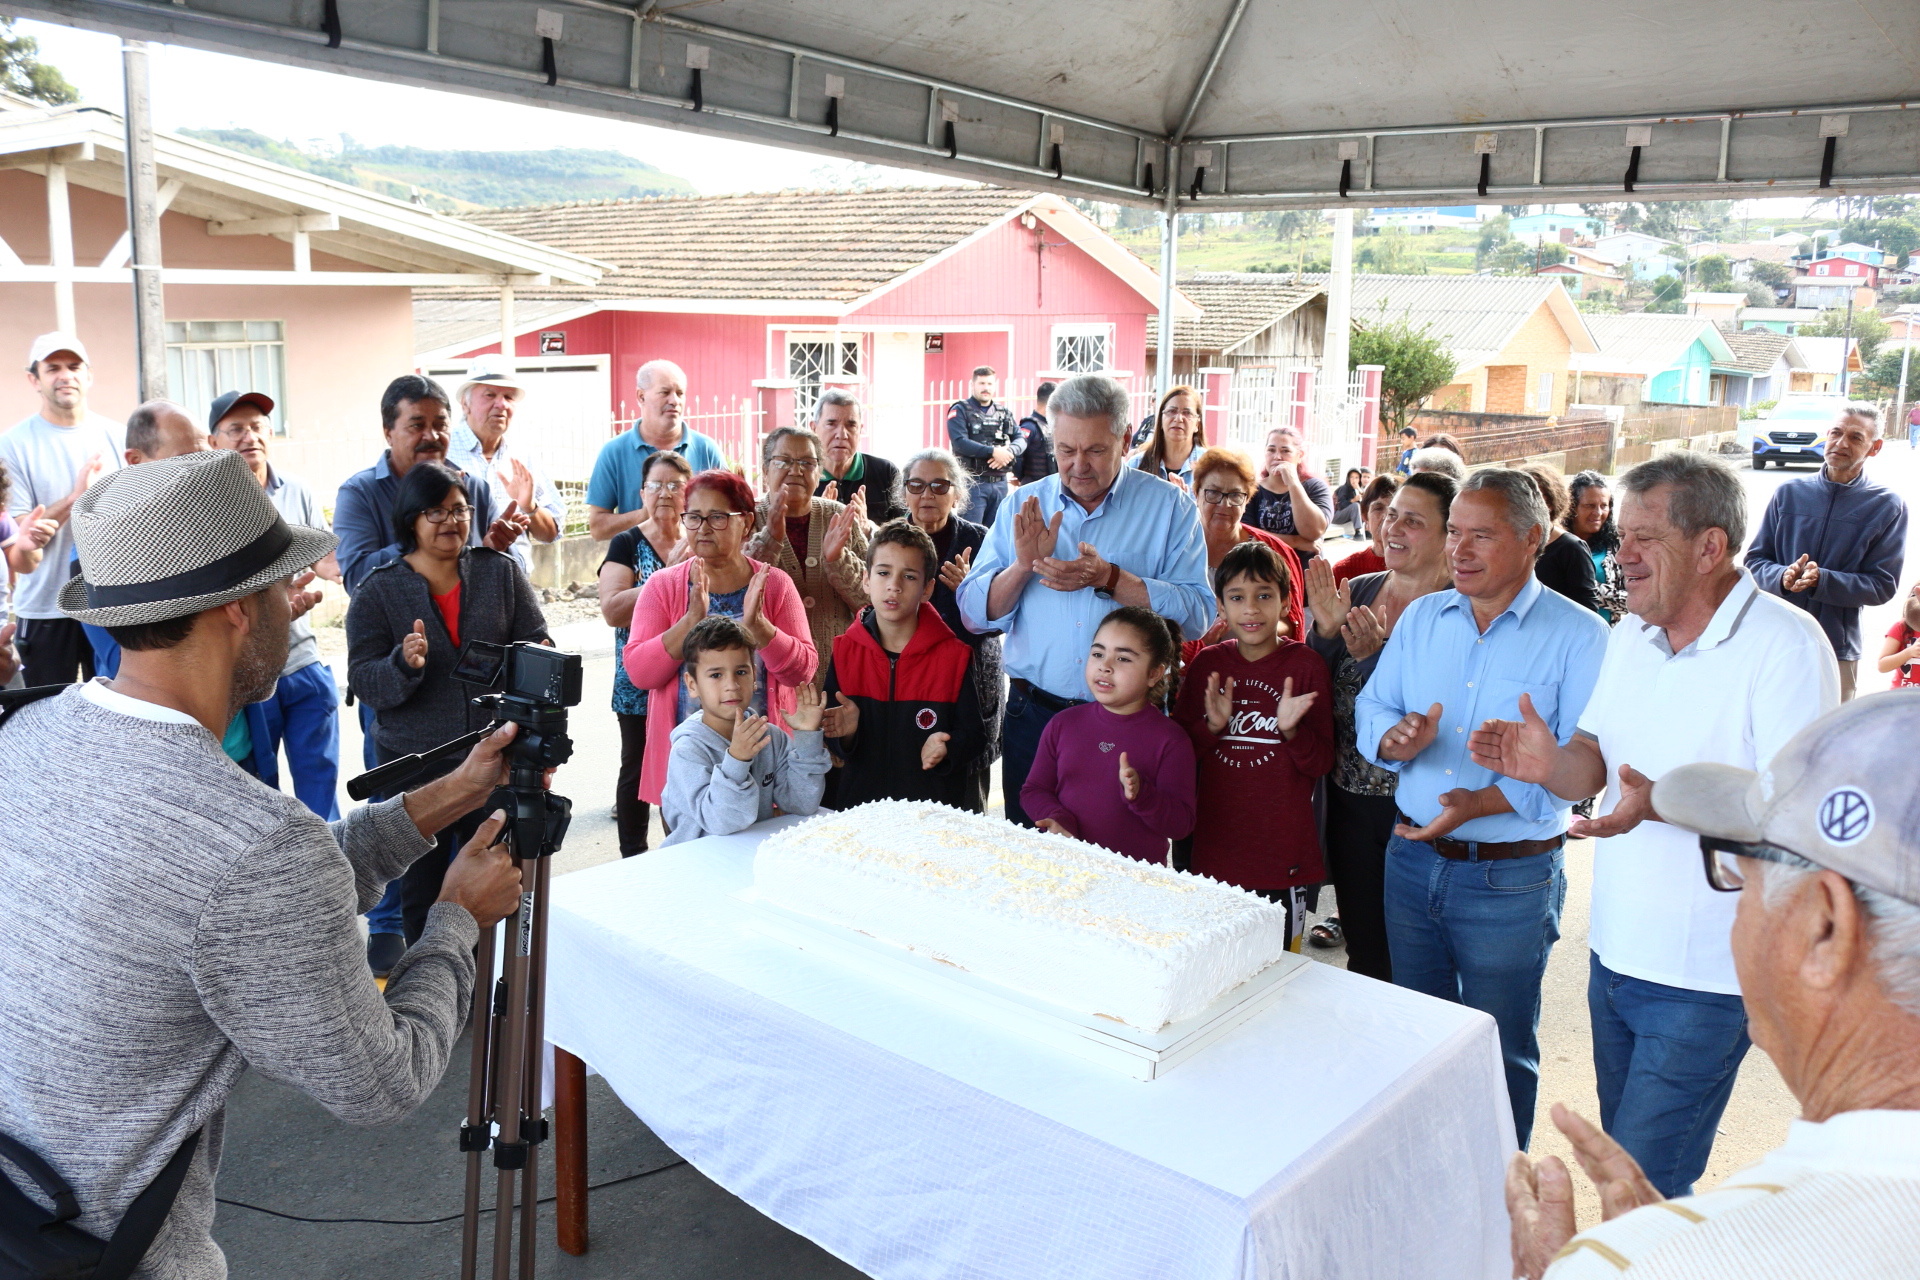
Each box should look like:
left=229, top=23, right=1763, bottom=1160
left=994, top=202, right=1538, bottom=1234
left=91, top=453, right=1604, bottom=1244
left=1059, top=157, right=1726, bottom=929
left=1751, top=394, right=1843, bottom=469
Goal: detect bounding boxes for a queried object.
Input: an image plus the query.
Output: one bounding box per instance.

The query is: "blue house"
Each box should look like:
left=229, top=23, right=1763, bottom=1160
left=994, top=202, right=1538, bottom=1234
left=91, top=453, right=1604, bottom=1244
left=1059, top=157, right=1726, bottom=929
left=1510, top=212, right=1604, bottom=244
left=1570, top=314, right=1738, bottom=406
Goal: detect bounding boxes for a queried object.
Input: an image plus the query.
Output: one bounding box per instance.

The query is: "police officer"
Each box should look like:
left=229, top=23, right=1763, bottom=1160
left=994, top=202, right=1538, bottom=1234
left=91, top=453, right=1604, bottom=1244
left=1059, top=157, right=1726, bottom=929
left=1013, top=380, right=1057, bottom=487
left=945, top=365, right=1023, bottom=526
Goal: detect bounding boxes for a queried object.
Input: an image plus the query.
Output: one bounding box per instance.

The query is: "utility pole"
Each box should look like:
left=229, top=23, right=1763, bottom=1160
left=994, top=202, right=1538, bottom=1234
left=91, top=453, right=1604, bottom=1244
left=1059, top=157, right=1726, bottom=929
left=122, top=41, right=167, bottom=402
left=1895, top=305, right=1916, bottom=443
left=1840, top=291, right=1856, bottom=398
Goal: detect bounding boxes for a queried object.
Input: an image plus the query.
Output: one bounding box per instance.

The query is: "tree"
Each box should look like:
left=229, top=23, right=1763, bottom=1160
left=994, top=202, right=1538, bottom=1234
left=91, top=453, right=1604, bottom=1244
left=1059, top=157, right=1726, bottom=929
left=1695, top=254, right=1733, bottom=290
left=0, top=18, right=79, bottom=105
left=1801, top=305, right=1891, bottom=364
left=1350, top=310, right=1459, bottom=434
left=1854, top=346, right=1914, bottom=400
left=1749, top=259, right=1793, bottom=290
left=1475, top=215, right=1512, bottom=267
left=1645, top=273, right=1686, bottom=312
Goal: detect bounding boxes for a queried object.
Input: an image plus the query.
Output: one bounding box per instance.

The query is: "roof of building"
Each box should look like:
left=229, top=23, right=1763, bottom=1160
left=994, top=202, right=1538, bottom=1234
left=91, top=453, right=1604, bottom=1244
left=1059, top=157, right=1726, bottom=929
left=1596, top=230, right=1678, bottom=247
left=1570, top=313, right=1737, bottom=376
left=1685, top=292, right=1749, bottom=305
left=1146, top=274, right=1323, bottom=350
left=1715, top=327, right=1800, bottom=375
left=1794, top=335, right=1866, bottom=374
left=1336, top=273, right=1598, bottom=363
left=1741, top=307, right=1820, bottom=323
left=1538, top=262, right=1621, bottom=278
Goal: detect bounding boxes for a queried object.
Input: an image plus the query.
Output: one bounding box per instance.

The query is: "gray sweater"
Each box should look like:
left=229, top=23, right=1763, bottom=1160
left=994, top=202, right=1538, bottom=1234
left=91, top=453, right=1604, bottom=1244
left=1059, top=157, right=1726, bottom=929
left=0, top=686, right=478, bottom=1278
left=1745, top=467, right=1908, bottom=661
left=660, top=715, right=830, bottom=845
left=346, top=547, right=549, bottom=757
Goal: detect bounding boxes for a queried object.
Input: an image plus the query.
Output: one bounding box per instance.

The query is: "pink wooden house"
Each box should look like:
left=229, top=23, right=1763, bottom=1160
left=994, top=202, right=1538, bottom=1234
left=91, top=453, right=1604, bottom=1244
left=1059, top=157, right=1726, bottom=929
left=414, top=187, right=1193, bottom=475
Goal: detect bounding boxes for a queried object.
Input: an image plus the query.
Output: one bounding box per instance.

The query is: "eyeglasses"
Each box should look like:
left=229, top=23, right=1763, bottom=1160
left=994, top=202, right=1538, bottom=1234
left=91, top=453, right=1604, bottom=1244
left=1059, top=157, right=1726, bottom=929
left=904, top=478, right=955, bottom=495
left=680, top=511, right=745, bottom=529
left=1700, top=836, right=1816, bottom=892
left=642, top=481, right=686, bottom=495
left=422, top=504, right=472, bottom=524
left=766, top=456, right=820, bottom=472
left=1198, top=487, right=1250, bottom=507
left=1160, top=407, right=1198, bottom=420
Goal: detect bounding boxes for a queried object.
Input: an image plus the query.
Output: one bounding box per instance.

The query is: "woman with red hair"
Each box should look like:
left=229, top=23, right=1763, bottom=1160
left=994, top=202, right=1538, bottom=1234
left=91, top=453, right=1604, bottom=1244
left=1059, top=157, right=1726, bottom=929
left=623, top=469, right=817, bottom=817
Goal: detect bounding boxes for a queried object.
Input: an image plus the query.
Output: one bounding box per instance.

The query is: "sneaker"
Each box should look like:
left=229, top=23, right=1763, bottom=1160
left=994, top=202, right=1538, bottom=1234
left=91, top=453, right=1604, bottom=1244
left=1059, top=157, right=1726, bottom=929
left=367, top=932, right=407, bottom=978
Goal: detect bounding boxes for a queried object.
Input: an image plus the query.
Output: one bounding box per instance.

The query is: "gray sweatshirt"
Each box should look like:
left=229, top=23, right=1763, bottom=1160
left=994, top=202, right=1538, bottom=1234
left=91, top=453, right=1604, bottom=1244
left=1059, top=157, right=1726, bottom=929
left=0, top=686, right=478, bottom=1278
left=660, top=714, right=830, bottom=845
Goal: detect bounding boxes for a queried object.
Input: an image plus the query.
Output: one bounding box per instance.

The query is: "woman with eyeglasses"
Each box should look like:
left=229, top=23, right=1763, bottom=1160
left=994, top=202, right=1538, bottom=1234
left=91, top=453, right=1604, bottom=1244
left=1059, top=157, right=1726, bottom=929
left=897, top=448, right=1001, bottom=810
left=746, top=427, right=868, bottom=689
left=1183, top=446, right=1305, bottom=659
left=1134, top=385, right=1205, bottom=491
left=599, top=450, right=694, bottom=856
left=624, top=469, right=818, bottom=825
left=346, top=460, right=549, bottom=941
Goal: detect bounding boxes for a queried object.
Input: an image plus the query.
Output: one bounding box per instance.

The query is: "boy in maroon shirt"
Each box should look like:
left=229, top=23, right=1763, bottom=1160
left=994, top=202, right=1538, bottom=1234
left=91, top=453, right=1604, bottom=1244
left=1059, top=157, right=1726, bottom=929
left=1173, top=540, right=1335, bottom=946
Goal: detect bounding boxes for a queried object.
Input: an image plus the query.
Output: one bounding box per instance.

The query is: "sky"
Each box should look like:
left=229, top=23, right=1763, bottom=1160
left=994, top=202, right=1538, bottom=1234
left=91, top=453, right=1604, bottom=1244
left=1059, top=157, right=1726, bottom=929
left=11, top=16, right=935, bottom=195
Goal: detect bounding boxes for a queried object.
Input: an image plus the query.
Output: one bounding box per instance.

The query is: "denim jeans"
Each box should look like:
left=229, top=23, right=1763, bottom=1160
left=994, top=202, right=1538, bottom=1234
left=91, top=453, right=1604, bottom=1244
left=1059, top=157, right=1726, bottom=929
left=998, top=682, right=1068, bottom=827
left=965, top=479, right=1008, bottom=528
left=1589, top=952, right=1750, bottom=1198
left=1384, top=832, right=1565, bottom=1148
left=364, top=717, right=405, bottom=939
left=251, top=661, right=342, bottom=822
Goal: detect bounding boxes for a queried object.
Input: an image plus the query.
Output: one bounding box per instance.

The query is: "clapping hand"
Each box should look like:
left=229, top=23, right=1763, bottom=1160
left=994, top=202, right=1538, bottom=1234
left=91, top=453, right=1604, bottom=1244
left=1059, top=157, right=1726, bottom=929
left=502, top=458, right=537, bottom=512
left=1035, top=541, right=1106, bottom=593
left=1467, top=692, right=1560, bottom=784
left=402, top=618, right=429, bottom=669
left=1506, top=1103, right=1663, bottom=1280
left=740, top=568, right=776, bottom=646
left=287, top=570, right=323, bottom=622
left=484, top=499, right=530, bottom=552
left=1393, top=788, right=1478, bottom=843
left=13, top=505, right=56, bottom=552
left=1305, top=555, right=1350, bottom=639
left=1203, top=672, right=1236, bottom=735
left=1378, top=701, right=1442, bottom=761
left=1274, top=676, right=1317, bottom=735
left=1781, top=553, right=1820, bottom=594
left=788, top=683, right=825, bottom=733
left=683, top=559, right=711, bottom=625
left=823, top=495, right=862, bottom=565
left=1340, top=603, right=1389, bottom=661
left=1012, top=497, right=1063, bottom=569
left=920, top=731, right=950, bottom=770
left=1118, top=750, right=1141, bottom=802
left=70, top=453, right=105, bottom=499
left=0, top=622, right=17, bottom=685
left=1568, top=763, right=1656, bottom=840
left=727, top=712, right=772, bottom=762
left=820, top=691, right=859, bottom=739
left=939, top=545, right=973, bottom=591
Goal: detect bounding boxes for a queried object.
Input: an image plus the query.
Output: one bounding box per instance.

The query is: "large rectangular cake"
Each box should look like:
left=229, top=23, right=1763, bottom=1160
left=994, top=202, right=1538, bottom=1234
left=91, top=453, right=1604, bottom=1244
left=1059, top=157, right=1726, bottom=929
left=752, top=801, right=1293, bottom=1031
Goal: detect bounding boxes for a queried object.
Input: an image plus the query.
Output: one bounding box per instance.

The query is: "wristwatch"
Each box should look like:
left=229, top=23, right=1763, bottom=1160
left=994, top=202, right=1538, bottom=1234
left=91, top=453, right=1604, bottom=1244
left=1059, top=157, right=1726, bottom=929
left=1094, top=561, right=1121, bottom=598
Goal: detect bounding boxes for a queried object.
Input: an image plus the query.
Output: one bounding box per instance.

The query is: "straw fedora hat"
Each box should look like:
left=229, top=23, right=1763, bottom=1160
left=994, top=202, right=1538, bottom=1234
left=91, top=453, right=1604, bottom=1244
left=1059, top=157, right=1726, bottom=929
left=59, top=450, right=336, bottom=628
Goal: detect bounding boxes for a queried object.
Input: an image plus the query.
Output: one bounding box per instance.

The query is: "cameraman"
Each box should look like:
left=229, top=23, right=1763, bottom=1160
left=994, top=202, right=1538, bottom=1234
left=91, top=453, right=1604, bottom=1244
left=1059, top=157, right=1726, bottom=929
left=0, top=451, right=524, bottom=1278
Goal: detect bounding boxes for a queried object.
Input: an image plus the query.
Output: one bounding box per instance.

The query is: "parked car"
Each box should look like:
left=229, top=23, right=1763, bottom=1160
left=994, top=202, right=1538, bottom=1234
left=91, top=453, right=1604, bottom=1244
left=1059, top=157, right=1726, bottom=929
left=1751, top=394, right=1843, bottom=469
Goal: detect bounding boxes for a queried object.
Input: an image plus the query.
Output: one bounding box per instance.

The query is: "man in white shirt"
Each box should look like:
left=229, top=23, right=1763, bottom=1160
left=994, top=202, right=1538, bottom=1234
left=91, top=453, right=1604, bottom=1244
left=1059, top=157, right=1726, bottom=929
left=446, top=355, right=562, bottom=570
left=0, top=332, right=124, bottom=685
left=1473, top=451, right=1838, bottom=1196
left=1508, top=694, right=1920, bottom=1279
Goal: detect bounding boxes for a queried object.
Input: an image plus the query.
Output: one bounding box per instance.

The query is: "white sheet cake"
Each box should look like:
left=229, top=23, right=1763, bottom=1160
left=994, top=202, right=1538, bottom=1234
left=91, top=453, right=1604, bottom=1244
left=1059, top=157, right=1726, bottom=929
left=752, top=801, right=1292, bottom=1031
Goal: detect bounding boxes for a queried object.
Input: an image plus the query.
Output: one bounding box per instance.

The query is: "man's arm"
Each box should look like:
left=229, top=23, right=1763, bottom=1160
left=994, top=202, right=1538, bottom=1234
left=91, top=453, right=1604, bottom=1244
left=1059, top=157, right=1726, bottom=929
left=1743, top=490, right=1790, bottom=594
left=585, top=441, right=645, bottom=540
left=1135, top=497, right=1221, bottom=638
left=962, top=496, right=1039, bottom=627
left=1809, top=502, right=1908, bottom=607
left=331, top=477, right=402, bottom=594
left=1354, top=622, right=1414, bottom=770
left=523, top=462, right=565, bottom=544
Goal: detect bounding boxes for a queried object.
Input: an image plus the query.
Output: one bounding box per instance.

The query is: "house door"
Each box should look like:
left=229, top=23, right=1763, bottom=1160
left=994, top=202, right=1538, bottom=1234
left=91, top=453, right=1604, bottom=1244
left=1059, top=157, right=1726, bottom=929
left=869, top=331, right=925, bottom=461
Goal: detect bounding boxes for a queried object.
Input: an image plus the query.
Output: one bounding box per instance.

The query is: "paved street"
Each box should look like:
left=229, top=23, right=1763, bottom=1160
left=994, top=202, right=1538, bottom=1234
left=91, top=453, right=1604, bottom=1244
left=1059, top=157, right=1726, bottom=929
left=221, top=444, right=1918, bottom=1275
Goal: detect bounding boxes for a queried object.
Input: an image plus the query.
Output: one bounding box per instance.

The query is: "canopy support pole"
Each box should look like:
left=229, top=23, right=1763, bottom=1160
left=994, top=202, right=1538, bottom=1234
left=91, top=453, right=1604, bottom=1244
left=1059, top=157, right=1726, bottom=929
left=1321, top=208, right=1354, bottom=464
left=1174, top=0, right=1252, bottom=142
left=1155, top=144, right=1180, bottom=406
left=122, top=40, right=167, bottom=402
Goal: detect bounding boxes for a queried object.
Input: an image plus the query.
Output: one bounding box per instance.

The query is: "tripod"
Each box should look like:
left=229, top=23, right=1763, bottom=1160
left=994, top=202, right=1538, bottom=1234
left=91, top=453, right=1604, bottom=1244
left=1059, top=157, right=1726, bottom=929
left=349, top=691, right=574, bottom=1280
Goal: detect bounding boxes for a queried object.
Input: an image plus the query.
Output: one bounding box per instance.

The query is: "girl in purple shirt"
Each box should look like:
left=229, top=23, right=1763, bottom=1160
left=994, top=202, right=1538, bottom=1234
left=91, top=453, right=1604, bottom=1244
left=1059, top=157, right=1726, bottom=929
left=1021, top=607, right=1197, bottom=863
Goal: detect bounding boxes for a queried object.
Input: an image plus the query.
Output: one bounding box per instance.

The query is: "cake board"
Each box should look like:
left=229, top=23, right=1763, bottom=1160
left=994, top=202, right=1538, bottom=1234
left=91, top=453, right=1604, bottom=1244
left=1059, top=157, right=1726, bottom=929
left=738, top=890, right=1311, bottom=1080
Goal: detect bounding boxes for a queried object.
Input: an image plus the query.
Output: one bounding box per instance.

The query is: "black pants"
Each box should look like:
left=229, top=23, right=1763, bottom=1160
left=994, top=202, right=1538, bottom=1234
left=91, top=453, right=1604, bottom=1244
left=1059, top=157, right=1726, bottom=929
left=17, top=617, right=93, bottom=687
left=616, top=712, right=652, bottom=857
left=1325, top=784, right=1398, bottom=982
left=400, top=804, right=491, bottom=945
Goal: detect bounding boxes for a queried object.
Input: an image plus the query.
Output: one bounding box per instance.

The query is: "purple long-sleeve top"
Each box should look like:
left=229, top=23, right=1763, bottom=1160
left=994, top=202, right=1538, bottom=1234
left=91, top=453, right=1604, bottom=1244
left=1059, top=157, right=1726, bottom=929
left=1020, top=702, right=1196, bottom=864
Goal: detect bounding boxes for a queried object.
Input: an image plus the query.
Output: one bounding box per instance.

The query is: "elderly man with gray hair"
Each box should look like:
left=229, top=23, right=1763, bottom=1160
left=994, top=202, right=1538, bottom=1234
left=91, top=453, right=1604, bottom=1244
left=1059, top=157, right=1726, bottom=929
left=957, top=373, right=1212, bottom=825
left=812, top=389, right=906, bottom=527
left=1509, top=694, right=1920, bottom=1279
left=1473, top=451, right=1838, bottom=1198
left=1356, top=467, right=1609, bottom=1147
left=586, top=358, right=727, bottom=542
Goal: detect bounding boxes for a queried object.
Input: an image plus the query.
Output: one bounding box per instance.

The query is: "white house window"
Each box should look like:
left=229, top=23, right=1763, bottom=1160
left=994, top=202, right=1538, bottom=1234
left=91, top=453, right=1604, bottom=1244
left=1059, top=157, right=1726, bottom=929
left=1051, top=323, right=1113, bottom=374
left=1816, top=264, right=1829, bottom=276
left=786, top=334, right=861, bottom=419
left=165, top=321, right=287, bottom=436
left=1536, top=370, right=1554, bottom=414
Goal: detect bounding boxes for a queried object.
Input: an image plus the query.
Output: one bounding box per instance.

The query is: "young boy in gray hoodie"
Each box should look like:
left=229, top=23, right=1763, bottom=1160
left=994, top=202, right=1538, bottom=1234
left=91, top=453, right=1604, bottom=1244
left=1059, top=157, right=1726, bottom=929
left=661, top=616, right=830, bottom=845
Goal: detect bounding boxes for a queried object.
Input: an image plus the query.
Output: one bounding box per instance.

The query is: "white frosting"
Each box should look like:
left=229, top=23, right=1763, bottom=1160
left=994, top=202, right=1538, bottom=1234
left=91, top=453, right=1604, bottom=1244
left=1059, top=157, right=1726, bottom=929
left=753, top=801, right=1292, bottom=1031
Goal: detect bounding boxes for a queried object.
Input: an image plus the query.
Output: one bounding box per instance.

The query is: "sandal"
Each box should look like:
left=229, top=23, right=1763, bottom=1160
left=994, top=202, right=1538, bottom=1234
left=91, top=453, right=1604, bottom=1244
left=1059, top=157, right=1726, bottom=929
left=1308, top=917, right=1343, bottom=949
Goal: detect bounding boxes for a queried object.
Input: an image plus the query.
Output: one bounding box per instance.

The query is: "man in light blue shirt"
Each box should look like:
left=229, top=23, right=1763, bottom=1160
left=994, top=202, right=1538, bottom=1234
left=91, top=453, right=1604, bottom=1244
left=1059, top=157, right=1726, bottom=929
left=1357, top=468, right=1607, bottom=1147
left=958, top=374, right=1212, bottom=826
left=586, top=359, right=726, bottom=541
left=446, top=355, right=565, bottom=571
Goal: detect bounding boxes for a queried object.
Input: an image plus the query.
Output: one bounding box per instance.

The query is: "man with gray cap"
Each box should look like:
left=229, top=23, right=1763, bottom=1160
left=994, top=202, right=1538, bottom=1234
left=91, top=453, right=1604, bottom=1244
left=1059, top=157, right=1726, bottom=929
left=0, top=450, right=525, bottom=1278
left=1508, top=693, right=1920, bottom=1279
left=446, top=354, right=563, bottom=569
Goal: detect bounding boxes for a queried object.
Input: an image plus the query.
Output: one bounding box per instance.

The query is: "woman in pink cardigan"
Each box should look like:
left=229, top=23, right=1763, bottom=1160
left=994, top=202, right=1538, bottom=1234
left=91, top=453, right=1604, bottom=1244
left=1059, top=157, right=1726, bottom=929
left=623, top=469, right=818, bottom=807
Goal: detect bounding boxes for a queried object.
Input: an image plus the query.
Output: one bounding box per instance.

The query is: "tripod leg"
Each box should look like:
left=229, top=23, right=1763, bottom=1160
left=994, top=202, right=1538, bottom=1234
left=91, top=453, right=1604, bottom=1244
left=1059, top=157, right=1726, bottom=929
left=491, top=864, right=537, bottom=1280
left=519, top=855, right=554, bottom=1279
left=460, top=924, right=499, bottom=1280
left=553, top=1050, right=587, bottom=1256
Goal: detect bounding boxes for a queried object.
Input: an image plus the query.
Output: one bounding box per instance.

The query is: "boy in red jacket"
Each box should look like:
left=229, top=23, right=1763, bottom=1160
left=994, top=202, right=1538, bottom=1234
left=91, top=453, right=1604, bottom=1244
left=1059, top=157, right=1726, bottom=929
left=1173, top=539, right=1335, bottom=948
left=822, top=521, right=988, bottom=811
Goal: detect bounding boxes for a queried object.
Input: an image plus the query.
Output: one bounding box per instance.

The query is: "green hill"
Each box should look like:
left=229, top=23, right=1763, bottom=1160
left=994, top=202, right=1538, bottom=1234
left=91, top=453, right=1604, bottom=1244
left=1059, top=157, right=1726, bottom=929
left=178, top=129, right=696, bottom=210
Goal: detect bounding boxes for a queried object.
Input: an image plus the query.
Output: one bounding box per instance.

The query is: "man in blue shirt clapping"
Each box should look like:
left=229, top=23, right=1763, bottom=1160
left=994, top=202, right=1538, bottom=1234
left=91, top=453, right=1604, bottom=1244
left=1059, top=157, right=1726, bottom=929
left=1358, top=469, right=1608, bottom=1147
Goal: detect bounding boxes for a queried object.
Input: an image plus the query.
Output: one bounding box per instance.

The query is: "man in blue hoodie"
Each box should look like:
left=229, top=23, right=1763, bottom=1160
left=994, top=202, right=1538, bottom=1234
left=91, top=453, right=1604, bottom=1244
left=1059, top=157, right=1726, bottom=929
left=1746, top=404, right=1908, bottom=700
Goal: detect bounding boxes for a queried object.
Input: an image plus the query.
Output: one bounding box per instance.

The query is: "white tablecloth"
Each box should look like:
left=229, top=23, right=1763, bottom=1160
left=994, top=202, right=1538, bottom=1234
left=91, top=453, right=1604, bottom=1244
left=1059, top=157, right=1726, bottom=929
left=545, top=818, right=1516, bottom=1280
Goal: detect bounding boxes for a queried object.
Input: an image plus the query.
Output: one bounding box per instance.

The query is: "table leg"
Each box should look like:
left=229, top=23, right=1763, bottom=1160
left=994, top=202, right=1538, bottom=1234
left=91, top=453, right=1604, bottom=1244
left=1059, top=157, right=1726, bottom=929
left=553, top=1047, right=589, bottom=1256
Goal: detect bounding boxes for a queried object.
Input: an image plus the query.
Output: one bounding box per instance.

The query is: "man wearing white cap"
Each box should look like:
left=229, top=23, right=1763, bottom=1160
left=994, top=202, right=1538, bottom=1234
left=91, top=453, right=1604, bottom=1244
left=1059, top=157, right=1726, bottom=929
left=1509, top=692, right=1920, bottom=1279
left=0, top=332, right=124, bottom=686
left=446, top=355, right=562, bottom=570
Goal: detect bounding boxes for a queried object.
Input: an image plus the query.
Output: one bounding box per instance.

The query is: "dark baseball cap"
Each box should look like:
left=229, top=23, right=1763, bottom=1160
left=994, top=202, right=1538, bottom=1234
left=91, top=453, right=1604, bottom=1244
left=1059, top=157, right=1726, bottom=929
left=208, top=390, right=276, bottom=431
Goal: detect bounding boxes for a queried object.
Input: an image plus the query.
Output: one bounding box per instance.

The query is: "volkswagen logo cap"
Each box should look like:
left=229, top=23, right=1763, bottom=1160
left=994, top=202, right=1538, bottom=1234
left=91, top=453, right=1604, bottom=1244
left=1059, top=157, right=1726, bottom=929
left=1653, top=691, right=1920, bottom=906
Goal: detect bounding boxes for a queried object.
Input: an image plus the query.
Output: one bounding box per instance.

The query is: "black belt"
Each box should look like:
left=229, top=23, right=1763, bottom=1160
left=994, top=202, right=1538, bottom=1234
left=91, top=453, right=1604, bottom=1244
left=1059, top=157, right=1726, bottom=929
left=1010, top=678, right=1085, bottom=713
left=1399, top=817, right=1565, bottom=862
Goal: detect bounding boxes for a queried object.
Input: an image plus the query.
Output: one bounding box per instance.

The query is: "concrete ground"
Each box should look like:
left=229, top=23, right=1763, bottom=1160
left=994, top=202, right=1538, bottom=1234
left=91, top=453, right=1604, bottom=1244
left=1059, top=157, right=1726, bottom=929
left=216, top=445, right=1916, bottom=1275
